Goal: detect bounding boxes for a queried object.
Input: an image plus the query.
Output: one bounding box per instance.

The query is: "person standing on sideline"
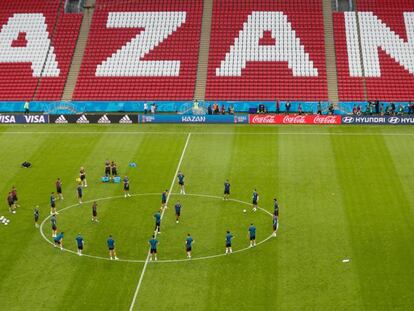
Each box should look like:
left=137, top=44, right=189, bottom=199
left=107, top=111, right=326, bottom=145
left=144, top=102, right=148, bottom=115
left=24, top=101, right=30, bottom=114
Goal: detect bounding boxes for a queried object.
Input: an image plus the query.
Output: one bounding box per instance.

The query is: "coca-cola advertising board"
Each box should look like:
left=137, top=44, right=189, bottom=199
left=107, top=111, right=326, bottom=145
left=249, top=114, right=342, bottom=125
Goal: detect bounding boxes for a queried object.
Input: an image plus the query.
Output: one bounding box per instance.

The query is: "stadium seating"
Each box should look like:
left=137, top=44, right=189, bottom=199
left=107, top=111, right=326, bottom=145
left=334, top=0, right=414, bottom=101
left=205, top=0, right=328, bottom=101
left=0, top=0, right=82, bottom=101
left=73, top=0, right=202, bottom=101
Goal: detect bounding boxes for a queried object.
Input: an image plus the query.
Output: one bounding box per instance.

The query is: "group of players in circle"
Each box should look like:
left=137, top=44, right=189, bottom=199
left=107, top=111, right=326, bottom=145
left=32, top=162, right=280, bottom=261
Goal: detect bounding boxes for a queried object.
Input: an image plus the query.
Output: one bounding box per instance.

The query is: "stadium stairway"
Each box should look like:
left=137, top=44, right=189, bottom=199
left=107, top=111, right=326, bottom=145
left=193, top=0, right=213, bottom=101
left=353, top=0, right=368, bottom=101
left=322, top=0, right=339, bottom=103
left=62, top=0, right=95, bottom=101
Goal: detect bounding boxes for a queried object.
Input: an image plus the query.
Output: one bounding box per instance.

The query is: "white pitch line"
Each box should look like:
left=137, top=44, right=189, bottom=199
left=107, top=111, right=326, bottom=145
left=128, top=132, right=192, bottom=311
left=3, top=131, right=414, bottom=137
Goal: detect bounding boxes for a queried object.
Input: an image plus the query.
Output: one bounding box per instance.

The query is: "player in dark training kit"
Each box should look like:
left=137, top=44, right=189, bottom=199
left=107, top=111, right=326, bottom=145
left=51, top=214, right=57, bottom=237
left=76, top=234, right=84, bottom=256
left=161, top=190, right=168, bottom=210
left=111, top=161, right=117, bottom=177
left=107, top=235, right=118, bottom=260
left=185, top=234, right=194, bottom=259
left=273, top=198, right=279, bottom=217
left=225, top=231, right=234, bottom=254
left=56, top=178, right=63, bottom=200
left=224, top=180, right=230, bottom=200
left=92, top=201, right=98, bottom=222
left=105, top=160, right=111, bottom=177
left=149, top=235, right=158, bottom=261
left=273, top=215, right=278, bottom=237
left=248, top=224, right=256, bottom=247
left=154, top=211, right=161, bottom=234
left=175, top=201, right=182, bottom=223
left=177, top=171, right=185, bottom=194
left=34, top=208, right=39, bottom=228
left=11, top=186, right=19, bottom=207
left=252, top=189, right=259, bottom=212
left=7, top=192, right=16, bottom=214
left=54, top=232, right=64, bottom=250
left=77, top=185, right=83, bottom=204
left=123, top=176, right=131, bottom=198
left=50, top=192, right=57, bottom=215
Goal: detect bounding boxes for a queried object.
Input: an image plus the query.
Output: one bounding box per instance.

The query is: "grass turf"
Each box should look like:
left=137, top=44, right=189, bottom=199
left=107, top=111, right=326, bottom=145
left=0, top=124, right=414, bottom=310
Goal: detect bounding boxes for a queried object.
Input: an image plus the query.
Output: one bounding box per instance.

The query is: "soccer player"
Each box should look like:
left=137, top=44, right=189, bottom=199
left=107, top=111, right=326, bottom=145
left=51, top=214, right=57, bottom=237
left=185, top=233, right=194, bottom=259
left=123, top=176, right=131, bottom=198
left=248, top=223, right=256, bottom=247
left=50, top=192, right=57, bottom=215
left=76, top=234, right=84, bottom=256
left=107, top=235, right=118, bottom=260
left=79, top=167, right=87, bottom=187
left=11, top=186, right=19, bottom=207
left=223, top=179, right=230, bottom=200
left=225, top=230, right=234, bottom=254
left=34, top=208, right=39, bottom=228
left=105, top=160, right=111, bottom=177
left=175, top=200, right=182, bottom=223
left=149, top=235, right=158, bottom=261
left=177, top=171, right=185, bottom=194
left=111, top=161, right=117, bottom=177
left=76, top=185, right=83, bottom=204
left=54, top=231, right=64, bottom=250
left=273, top=198, right=279, bottom=217
left=154, top=211, right=161, bottom=234
left=273, top=215, right=278, bottom=237
left=92, top=201, right=98, bottom=222
left=56, top=178, right=63, bottom=200
left=7, top=192, right=16, bottom=214
left=161, top=190, right=168, bottom=210
left=252, top=189, right=259, bottom=212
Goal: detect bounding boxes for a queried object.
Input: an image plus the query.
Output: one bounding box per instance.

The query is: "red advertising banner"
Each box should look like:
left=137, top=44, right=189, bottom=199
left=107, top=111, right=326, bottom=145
left=249, top=114, right=342, bottom=125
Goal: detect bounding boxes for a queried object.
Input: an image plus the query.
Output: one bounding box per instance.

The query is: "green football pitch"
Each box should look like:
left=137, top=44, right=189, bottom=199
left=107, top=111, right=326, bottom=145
left=1, top=124, right=414, bottom=311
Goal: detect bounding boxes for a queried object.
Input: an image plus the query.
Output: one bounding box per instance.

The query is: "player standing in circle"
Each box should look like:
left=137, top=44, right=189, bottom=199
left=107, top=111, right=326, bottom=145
left=149, top=235, right=158, bottom=261
left=273, top=214, right=278, bottom=237
left=223, top=179, right=230, bottom=201
left=248, top=223, right=256, bottom=247
left=77, top=184, right=83, bottom=204
left=104, top=160, right=111, bottom=177
left=76, top=234, right=84, bottom=256
left=161, top=190, right=168, bottom=210
left=56, top=178, right=63, bottom=200
left=50, top=192, right=57, bottom=215
left=11, top=186, right=19, bottom=207
left=34, top=207, right=39, bottom=228
left=7, top=192, right=16, bottom=214
left=185, top=233, right=194, bottom=259
left=273, top=198, right=279, bottom=217
left=54, top=232, right=64, bottom=250
left=175, top=200, right=182, bottom=223
left=154, top=211, right=161, bottom=234
left=92, top=201, right=98, bottom=222
left=107, top=235, right=118, bottom=260
left=51, top=214, right=57, bottom=237
left=177, top=171, right=185, bottom=194
left=111, top=161, right=117, bottom=178
left=123, top=176, right=131, bottom=198
left=225, top=231, right=234, bottom=254
left=79, top=167, right=87, bottom=188
left=252, top=189, right=259, bottom=212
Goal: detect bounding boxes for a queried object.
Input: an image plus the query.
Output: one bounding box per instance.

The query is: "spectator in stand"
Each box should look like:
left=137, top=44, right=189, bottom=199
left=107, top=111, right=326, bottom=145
left=221, top=104, right=226, bottom=115
left=276, top=101, right=280, bottom=114
left=317, top=102, right=322, bottom=115
left=285, top=102, right=291, bottom=114
left=380, top=103, right=384, bottom=116
left=352, top=104, right=357, bottom=115
left=298, top=103, right=303, bottom=115
left=391, top=103, right=396, bottom=115
left=143, top=103, right=148, bottom=115
left=24, top=101, right=30, bottom=114
left=207, top=104, right=212, bottom=115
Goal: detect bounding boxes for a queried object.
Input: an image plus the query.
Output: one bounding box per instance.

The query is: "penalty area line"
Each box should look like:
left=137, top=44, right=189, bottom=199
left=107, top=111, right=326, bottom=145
left=128, top=132, right=191, bottom=311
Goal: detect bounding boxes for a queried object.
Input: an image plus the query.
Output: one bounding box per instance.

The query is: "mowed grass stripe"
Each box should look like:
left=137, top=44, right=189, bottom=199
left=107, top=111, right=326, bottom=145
left=332, top=134, right=414, bottom=310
